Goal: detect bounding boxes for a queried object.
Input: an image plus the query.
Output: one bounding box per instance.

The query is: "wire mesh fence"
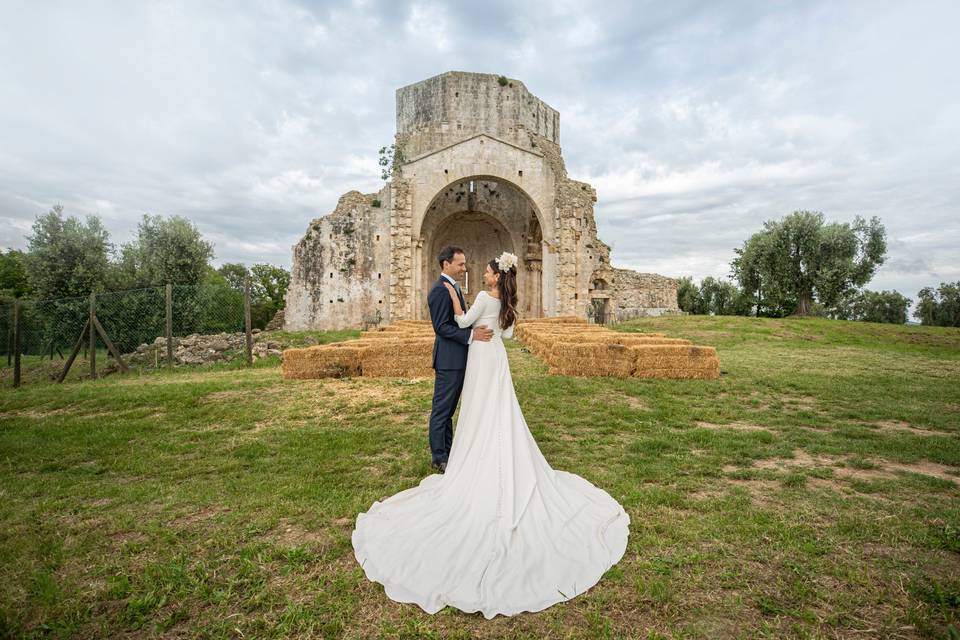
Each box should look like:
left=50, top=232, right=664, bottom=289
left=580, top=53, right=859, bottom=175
left=1, top=283, right=253, bottom=386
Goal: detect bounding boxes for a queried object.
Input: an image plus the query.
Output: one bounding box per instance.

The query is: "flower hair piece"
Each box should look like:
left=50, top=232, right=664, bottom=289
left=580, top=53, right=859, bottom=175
left=495, top=251, right=518, bottom=272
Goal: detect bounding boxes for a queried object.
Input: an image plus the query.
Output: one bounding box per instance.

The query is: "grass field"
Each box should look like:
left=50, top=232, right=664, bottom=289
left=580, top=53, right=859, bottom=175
left=1, top=316, right=959, bottom=639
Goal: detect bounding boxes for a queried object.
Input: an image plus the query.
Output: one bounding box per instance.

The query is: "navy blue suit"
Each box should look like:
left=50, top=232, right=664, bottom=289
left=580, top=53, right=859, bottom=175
left=427, top=275, right=472, bottom=465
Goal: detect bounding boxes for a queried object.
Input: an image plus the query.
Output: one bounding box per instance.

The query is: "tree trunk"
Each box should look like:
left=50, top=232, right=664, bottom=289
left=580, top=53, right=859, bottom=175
left=793, top=290, right=813, bottom=316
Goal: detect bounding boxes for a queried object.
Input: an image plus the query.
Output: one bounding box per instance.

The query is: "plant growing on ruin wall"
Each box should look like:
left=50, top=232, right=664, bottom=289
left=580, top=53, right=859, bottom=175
left=378, top=144, right=406, bottom=181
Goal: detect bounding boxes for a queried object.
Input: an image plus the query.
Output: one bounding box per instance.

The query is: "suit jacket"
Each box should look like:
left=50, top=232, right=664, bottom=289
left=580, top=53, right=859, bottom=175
left=428, top=275, right=472, bottom=370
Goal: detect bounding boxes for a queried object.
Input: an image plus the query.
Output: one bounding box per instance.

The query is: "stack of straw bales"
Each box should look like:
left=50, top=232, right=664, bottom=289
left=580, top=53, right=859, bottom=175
left=516, top=319, right=720, bottom=380
left=282, top=322, right=435, bottom=380
left=282, top=315, right=719, bottom=381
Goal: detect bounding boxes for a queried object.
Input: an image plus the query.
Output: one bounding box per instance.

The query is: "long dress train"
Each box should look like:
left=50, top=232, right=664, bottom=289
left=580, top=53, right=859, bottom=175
left=352, top=291, right=630, bottom=619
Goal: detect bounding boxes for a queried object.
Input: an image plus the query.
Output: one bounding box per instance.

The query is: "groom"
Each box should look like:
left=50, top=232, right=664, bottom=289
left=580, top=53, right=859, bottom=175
left=427, top=245, right=493, bottom=474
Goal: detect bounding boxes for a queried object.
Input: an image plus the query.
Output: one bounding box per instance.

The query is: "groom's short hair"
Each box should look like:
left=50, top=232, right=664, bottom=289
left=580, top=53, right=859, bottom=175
left=438, top=245, right=464, bottom=268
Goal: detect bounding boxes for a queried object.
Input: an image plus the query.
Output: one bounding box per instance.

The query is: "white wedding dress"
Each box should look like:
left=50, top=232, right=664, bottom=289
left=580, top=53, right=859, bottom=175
left=352, top=291, right=630, bottom=619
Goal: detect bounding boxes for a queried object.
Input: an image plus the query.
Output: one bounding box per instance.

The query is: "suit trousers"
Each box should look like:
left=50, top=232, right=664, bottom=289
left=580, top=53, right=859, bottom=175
left=428, top=367, right=466, bottom=465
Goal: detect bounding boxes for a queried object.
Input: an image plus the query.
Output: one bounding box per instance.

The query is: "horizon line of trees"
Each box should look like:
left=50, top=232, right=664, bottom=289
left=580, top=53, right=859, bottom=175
left=0, top=205, right=290, bottom=330
left=676, top=210, right=957, bottom=327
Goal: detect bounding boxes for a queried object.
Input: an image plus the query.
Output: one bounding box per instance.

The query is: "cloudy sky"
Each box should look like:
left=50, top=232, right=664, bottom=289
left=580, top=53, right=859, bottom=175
left=2, top=1, right=958, bottom=307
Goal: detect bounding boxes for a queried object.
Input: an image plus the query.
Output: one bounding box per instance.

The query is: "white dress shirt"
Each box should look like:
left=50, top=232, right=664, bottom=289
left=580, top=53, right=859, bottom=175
left=440, top=273, right=472, bottom=344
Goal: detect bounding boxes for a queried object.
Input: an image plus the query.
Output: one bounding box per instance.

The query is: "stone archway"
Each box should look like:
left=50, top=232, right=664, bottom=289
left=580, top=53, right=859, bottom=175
left=418, top=176, right=543, bottom=320
left=427, top=212, right=514, bottom=307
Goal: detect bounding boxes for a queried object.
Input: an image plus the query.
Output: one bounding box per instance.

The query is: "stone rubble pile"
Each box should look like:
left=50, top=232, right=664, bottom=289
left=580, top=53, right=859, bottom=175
left=124, top=330, right=284, bottom=367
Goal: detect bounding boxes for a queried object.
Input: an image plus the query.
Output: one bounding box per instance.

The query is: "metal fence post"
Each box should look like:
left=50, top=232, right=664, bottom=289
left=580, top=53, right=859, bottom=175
left=165, top=283, right=173, bottom=368
left=12, top=300, right=21, bottom=388
left=89, top=292, right=97, bottom=380
left=244, top=278, right=253, bottom=365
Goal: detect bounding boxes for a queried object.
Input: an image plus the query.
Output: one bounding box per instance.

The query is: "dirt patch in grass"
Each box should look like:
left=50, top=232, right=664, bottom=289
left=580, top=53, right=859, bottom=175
left=869, top=420, right=943, bottom=437
left=879, top=460, right=960, bottom=484
left=266, top=379, right=411, bottom=408
left=268, top=519, right=331, bottom=547
left=1, top=405, right=76, bottom=418
left=723, top=478, right=782, bottom=506
left=170, top=506, right=231, bottom=528
left=696, top=421, right=773, bottom=433
left=777, top=394, right=825, bottom=414
left=731, top=448, right=960, bottom=487
left=753, top=448, right=841, bottom=470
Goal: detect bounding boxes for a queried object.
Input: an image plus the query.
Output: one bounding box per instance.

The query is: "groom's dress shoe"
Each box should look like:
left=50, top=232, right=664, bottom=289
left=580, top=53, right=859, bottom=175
left=431, top=462, right=447, bottom=474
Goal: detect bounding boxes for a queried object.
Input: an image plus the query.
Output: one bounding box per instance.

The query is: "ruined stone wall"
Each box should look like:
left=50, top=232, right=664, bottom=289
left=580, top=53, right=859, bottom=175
left=388, top=179, right=414, bottom=322
left=285, top=190, right=392, bottom=330
left=608, top=269, right=679, bottom=315
left=397, top=72, right=560, bottom=159
left=530, top=126, right=611, bottom=318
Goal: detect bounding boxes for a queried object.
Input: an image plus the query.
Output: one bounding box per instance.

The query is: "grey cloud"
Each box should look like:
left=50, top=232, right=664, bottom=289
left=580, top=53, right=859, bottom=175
left=1, top=0, right=958, bottom=309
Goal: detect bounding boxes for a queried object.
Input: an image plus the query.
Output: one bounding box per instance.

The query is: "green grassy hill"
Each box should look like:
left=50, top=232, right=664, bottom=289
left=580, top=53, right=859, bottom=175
left=1, top=316, right=958, bottom=638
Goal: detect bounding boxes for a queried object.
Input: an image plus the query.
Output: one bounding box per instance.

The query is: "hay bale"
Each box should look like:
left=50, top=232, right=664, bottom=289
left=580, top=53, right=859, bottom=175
left=358, top=337, right=433, bottom=377
left=281, top=344, right=364, bottom=379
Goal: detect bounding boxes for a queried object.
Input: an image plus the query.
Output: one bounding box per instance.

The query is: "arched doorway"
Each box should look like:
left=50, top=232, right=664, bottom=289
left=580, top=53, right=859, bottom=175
left=427, top=212, right=514, bottom=308
left=417, top=177, right=544, bottom=320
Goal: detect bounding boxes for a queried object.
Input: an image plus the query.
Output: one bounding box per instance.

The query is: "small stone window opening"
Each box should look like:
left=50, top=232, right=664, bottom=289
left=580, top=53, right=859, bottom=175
left=574, top=293, right=578, bottom=299
left=329, top=272, right=333, bottom=278
left=328, top=299, right=333, bottom=304
left=518, top=170, right=523, bottom=177
left=444, top=168, right=448, bottom=174
left=328, top=234, right=332, bottom=240
left=377, top=273, right=382, bottom=279
left=378, top=300, right=383, bottom=304
left=455, top=91, right=459, bottom=97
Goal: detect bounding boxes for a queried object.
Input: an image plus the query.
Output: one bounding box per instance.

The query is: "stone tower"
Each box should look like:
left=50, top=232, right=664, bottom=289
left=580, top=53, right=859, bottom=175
left=284, top=71, right=678, bottom=330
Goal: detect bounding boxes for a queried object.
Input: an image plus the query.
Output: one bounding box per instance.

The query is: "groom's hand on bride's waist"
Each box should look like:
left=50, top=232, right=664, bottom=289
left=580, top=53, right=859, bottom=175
left=472, top=325, right=493, bottom=342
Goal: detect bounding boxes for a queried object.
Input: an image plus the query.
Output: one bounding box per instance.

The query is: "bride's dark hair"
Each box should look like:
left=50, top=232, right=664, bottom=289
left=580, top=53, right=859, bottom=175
left=489, top=259, right=518, bottom=330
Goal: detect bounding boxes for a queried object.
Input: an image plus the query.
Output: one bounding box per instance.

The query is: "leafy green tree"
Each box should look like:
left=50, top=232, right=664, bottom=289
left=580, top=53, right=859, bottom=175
left=213, top=262, right=289, bottom=328
left=0, top=249, right=32, bottom=299
left=217, top=263, right=249, bottom=291
left=832, top=289, right=912, bottom=324
left=676, top=276, right=753, bottom=316
left=676, top=276, right=698, bottom=313
left=119, top=214, right=214, bottom=287
left=915, top=282, right=960, bottom=327
left=24, top=205, right=112, bottom=299
left=732, top=211, right=887, bottom=316
left=250, top=263, right=289, bottom=309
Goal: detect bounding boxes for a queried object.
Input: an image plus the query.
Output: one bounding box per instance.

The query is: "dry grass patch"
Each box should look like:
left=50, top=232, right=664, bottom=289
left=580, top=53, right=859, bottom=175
left=267, top=519, right=331, bottom=547
left=870, top=420, right=944, bottom=437
left=729, top=448, right=960, bottom=487
left=695, top=421, right=774, bottom=433
left=170, top=506, right=232, bottom=528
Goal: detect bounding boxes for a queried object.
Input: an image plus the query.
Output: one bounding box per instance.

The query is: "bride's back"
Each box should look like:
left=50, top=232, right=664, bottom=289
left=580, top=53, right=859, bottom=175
left=471, top=292, right=508, bottom=337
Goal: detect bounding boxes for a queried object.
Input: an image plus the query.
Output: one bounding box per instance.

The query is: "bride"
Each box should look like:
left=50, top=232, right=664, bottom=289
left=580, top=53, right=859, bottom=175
left=352, top=252, right=630, bottom=619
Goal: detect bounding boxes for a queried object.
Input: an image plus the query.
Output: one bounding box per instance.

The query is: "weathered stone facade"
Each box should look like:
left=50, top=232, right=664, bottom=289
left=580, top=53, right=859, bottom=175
left=285, top=71, right=679, bottom=330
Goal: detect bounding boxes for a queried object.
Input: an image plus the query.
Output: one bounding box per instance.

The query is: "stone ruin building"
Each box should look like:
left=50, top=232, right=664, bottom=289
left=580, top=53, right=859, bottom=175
left=285, top=71, right=679, bottom=330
